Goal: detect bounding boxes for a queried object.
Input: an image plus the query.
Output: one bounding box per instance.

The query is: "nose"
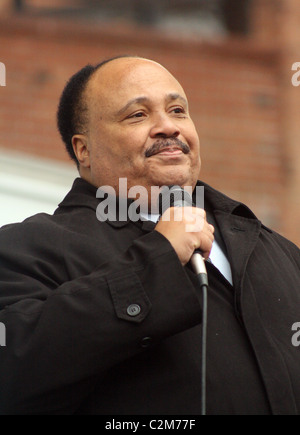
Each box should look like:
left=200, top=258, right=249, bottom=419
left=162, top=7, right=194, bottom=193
left=149, top=113, right=180, bottom=139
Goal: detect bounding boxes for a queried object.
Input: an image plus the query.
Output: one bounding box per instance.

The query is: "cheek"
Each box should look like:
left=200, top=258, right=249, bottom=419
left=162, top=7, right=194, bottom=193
left=191, top=132, right=201, bottom=161
left=186, top=129, right=201, bottom=176
left=182, top=119, right=200, bottom=148
left=91, top=140, right=143, bottom=178
left=189, top=127, right=201, bottom=150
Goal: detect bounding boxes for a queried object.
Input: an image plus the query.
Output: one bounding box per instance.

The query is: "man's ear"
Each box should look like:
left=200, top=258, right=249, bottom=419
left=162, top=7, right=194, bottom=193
left=72, top=135, right=90, bottom=168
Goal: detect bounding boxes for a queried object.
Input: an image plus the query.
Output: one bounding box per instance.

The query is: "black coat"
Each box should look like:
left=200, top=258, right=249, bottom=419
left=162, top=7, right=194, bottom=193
left=0, top=177, right=299, bottom=415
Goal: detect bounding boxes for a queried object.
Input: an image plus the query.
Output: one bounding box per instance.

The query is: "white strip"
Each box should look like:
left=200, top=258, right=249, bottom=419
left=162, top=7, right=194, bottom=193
left=209, top=241, right=233, bottom=285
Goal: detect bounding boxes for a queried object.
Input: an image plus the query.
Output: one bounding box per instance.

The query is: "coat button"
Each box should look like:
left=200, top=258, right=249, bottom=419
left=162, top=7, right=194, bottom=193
left=127, top=304, right=141, bottom=317
left=141, top=337, right=153, bottom=348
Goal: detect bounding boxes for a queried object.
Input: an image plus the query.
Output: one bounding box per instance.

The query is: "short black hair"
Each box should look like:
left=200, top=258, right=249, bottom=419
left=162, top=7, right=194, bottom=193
left=57, top=55, right=138, bottom=166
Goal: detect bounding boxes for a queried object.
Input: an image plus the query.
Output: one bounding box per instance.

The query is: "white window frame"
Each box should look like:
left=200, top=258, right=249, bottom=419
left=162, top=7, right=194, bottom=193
left=0, top=150, right=77, bottom=227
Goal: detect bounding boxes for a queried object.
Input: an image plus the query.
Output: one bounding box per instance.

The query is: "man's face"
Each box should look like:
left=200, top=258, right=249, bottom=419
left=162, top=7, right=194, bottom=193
left=75, top=57, right=201, bottom=198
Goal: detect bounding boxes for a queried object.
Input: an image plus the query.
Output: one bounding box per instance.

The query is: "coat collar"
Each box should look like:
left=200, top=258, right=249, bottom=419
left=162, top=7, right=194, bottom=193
left=57, top=177, right=261, bottom=227
left=197, top=180, right=258, bottom=220
left=57, top=177, right=268, bottom=289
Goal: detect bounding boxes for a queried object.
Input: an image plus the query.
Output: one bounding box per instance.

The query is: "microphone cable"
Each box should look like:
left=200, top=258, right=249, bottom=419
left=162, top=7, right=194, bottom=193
left=158, top=185, right=209, bottom=416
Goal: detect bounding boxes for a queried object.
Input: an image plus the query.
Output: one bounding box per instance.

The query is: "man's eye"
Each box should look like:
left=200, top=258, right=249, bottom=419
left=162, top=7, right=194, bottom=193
left=172, top=107, right=185, bottom=114
left=129, top=112, right=144, bottom=118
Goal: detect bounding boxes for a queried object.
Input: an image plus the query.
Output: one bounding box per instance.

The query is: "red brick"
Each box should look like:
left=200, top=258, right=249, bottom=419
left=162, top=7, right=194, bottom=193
left=0, top=1, right=299, bottom=245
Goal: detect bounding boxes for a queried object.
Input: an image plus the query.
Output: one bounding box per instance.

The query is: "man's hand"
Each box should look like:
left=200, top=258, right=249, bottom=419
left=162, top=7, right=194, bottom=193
left=154, top=207, right=215, bottom=266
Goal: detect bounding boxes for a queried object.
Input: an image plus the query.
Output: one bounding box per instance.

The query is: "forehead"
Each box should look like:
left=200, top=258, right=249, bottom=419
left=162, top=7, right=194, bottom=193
left=86, top=58, right=186, bottom=110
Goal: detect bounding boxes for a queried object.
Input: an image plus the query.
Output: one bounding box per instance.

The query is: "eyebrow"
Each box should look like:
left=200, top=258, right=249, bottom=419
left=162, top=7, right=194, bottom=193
left=116, top=93, right=188, bottom=117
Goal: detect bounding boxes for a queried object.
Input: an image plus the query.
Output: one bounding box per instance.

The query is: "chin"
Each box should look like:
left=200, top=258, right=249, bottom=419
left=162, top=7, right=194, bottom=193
left=153, top=171, right=195, bottom=189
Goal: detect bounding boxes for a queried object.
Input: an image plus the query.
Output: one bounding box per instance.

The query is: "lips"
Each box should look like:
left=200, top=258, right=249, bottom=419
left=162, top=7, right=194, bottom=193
left=151, top=146, right=184, bottom=156
left=145, top=140, right=190, bottom=158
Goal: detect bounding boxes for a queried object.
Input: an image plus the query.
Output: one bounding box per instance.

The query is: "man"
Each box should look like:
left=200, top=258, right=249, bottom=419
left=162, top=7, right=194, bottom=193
left=0, top=55, right=299, bottom=415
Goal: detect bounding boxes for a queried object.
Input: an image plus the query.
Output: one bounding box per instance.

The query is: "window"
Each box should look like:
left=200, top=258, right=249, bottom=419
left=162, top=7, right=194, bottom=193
left=0, top=150, right=77, bottom=227
left=12, top=0, right=253, bottom=37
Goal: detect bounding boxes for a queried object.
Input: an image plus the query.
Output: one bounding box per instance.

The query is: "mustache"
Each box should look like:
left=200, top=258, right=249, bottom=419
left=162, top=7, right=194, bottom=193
left=145, top=138, right=190, bottom=158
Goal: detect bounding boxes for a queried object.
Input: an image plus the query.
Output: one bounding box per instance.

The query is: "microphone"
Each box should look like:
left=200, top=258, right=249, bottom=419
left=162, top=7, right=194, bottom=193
left=158, top=185, right=208, bottom=415
left=158, top=185, right=208, bottom=287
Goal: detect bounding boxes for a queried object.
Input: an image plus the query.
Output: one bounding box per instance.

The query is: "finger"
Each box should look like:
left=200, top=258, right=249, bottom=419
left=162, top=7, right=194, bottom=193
left=198, top=230, right=214, bottom=259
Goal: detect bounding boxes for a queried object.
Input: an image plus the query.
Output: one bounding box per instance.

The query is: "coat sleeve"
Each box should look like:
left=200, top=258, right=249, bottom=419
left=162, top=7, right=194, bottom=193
left=0, top=220, right=202, bottom=415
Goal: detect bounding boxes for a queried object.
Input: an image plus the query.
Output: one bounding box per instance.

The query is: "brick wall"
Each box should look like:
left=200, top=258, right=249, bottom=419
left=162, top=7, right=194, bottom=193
left=0, top=0, right=299, bottom=246
left=250, top=0, right=300, bottom=245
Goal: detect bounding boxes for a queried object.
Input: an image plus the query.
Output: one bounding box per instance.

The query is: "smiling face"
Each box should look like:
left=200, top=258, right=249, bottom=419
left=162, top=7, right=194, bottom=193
left=72, top=57, right=201, bottom=199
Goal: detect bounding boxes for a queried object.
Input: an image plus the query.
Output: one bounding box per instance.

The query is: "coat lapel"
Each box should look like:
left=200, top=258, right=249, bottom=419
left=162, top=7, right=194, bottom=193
left=214, top=210, right=261, bottom=290
left=213, top=210, right=298, bottom=414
